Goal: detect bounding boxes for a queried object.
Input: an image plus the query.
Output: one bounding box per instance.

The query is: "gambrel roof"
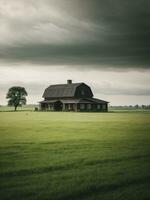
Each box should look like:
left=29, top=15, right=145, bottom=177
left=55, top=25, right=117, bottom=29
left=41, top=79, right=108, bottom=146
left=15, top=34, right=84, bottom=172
left=43, top=82, right=87, bottom=98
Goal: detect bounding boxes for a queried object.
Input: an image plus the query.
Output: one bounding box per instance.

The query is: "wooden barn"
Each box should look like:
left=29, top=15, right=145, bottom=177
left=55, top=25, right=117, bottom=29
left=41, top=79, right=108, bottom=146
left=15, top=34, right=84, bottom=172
left=39, top=80, right=109, bottom=112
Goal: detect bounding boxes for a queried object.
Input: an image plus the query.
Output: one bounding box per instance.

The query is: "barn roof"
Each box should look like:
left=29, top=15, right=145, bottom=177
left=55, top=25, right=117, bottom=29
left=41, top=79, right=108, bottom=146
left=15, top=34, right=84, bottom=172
left=43, top=83, right=84, bottom=98
left=86, top=98, right=109, bottom=103
left=40, top=98, right=108, bottom=104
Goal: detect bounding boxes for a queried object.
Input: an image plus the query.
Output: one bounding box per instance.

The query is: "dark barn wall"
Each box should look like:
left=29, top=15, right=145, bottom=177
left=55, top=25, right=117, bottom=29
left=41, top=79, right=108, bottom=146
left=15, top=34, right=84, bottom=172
left=77, top=103, right=108, bottom=112
left=40, top=102, right=108, bottom=112
left=74, top=84, right=93, bottom=98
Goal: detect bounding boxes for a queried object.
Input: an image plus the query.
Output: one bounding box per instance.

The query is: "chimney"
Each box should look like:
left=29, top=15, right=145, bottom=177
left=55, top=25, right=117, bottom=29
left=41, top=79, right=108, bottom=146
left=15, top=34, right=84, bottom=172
left=67, top=80, right=72, bottom=84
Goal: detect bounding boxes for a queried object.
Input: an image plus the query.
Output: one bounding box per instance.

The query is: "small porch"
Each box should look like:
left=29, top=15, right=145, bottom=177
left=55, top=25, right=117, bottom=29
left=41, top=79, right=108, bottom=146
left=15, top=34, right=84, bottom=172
left=40, top=100, right=63, bottom=111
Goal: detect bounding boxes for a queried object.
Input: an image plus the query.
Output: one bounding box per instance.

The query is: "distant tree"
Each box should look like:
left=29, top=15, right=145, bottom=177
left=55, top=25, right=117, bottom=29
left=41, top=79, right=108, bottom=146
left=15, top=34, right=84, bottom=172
left=6, top=86, right=28, bottom=111
left=141, top=105, right=146, bottom=109
left=134, top=104, right=139, bottom=109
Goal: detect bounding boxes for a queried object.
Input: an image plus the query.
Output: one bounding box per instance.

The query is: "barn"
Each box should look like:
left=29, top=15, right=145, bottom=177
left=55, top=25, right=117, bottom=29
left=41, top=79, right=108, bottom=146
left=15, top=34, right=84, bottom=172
left=39, top=80, right=109, bottom=112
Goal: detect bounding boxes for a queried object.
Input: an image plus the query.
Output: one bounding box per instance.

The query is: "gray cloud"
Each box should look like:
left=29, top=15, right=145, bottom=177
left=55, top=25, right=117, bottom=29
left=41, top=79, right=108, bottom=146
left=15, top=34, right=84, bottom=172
left=0, top=0, right=150, bottom=69
left=1, top=43, right=150, bottom=68
left=93, top=86, right=150, bottom=96
left=1, top=80, right=150, bottom=106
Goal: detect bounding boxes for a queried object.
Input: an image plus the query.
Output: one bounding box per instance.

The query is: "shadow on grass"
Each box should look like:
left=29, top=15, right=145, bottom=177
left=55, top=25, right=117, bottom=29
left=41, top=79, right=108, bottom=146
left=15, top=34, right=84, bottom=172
left=56, top=175, right=150, bottom=200
left=0, top=154, right=149, bottom=178
left=1, top=175, right=150, bottom=200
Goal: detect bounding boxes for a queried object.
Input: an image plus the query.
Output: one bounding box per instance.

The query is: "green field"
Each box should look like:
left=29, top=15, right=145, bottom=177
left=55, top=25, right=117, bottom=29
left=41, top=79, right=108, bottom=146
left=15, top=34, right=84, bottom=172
left=0, top=105, right=35, bottom=112
left=0, top=111, right=150, bottom=200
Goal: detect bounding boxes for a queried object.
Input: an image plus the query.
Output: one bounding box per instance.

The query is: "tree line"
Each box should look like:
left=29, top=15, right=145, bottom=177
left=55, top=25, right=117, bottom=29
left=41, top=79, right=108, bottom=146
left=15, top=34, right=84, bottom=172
left=110, top=105, right=150, bottom=109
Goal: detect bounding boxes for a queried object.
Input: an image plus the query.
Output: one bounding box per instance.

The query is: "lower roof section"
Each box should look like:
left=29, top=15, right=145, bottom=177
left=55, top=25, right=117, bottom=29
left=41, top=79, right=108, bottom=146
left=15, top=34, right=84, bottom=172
left=39, top=98, right=109, bottom=104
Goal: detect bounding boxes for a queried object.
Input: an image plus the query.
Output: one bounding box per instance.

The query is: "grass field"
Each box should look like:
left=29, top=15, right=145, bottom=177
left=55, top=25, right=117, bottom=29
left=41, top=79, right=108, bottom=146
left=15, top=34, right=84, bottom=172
left=0, top=105, right=35, bottom=112
left=0, top=111, right=150, bottom=200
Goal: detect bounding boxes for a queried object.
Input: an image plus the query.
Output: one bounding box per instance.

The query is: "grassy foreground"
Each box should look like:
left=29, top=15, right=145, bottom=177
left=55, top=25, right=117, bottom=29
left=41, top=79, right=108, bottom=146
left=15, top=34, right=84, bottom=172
left=0, top=111, right=150, bottom=200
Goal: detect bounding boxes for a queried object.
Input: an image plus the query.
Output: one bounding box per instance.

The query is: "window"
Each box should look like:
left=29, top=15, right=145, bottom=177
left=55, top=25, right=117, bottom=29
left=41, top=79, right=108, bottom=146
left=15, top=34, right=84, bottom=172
left=87, top=104, right=91, bottom=109
left=80, top=104, right=85, bottom=109
left=97, top=104, right=101, bottom=109
left=102, top=104, right=106, bottom=109
left=81, top=90, right=85, bottom=96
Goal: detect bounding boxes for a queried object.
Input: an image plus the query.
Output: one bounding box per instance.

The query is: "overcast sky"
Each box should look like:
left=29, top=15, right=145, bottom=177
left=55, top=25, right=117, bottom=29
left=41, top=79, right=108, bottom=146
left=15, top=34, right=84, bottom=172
left=0, top=0, right=150, bottom=105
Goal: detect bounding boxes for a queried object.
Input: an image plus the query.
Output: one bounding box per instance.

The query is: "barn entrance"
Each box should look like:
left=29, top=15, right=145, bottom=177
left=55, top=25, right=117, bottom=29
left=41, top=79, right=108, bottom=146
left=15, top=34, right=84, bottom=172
left=54, top=101, right=63, bottom=111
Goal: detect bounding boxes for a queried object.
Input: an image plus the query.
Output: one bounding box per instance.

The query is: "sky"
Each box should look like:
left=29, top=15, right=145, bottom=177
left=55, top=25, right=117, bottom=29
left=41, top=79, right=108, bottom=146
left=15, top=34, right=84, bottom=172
left=0, top=0, right=150, bottom=105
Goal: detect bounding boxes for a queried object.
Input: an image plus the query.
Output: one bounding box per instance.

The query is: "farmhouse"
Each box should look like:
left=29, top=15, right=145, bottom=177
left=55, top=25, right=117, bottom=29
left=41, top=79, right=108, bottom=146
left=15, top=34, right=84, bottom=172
left=39, top=80, right=109, bottom=112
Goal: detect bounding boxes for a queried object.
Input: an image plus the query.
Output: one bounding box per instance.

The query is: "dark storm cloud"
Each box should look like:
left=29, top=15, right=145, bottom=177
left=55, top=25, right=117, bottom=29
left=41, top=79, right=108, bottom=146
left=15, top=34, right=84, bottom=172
left=0, top=0, right=150, bottom=69
left=1, top=43, right=150, bottom=68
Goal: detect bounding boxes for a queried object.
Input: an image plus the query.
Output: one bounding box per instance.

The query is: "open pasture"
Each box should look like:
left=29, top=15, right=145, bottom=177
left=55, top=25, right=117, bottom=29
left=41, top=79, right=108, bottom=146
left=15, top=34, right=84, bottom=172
left=0, top=111, right=150, bottom=200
